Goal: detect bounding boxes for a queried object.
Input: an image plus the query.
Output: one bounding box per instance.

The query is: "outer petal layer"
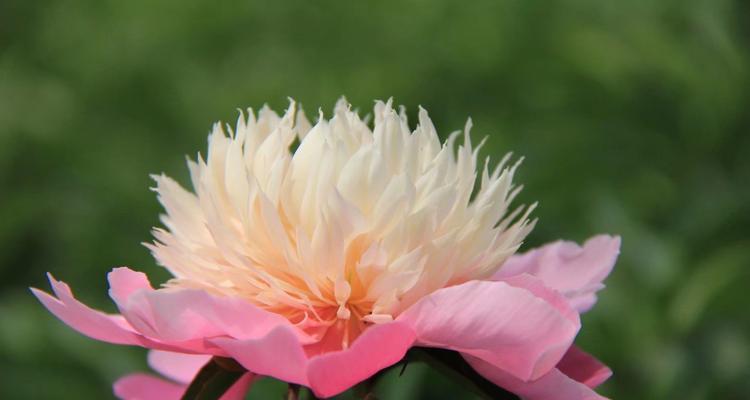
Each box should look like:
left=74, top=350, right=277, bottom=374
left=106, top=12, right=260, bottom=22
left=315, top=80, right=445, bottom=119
left=113, top=374, right=184, bottom=400
left=33, top=270, right=415, bottom=398
left=113, top=372, right=254, bottom=400
left=211, top=321, right=416, bottom=398
left=34, top=265, right=611, bottom=399
left=107, top=267, right=311, bottom=344
left=398, top=280, right=579, bottom=381
left=33, top=268, right=315, bottom=355
left=147, top=351, right=212, bottom=384
left=495, top=235, right=621, bottom=312
left=306, top=321, right=416, bottom=397
left=31, top=274, right=144, bottom=346
left=557, top=346, right=613, bottom=389
left=464, top=347, right=612, bottom=400
left=209, top=325, right=310, bottom=385
left=499, top=274, right=579, bottom=325
left=32, top=273, right=217, bottom=354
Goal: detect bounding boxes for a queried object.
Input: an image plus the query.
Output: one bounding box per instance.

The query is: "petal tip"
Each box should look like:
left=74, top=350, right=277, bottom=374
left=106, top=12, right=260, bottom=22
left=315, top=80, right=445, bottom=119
left=108, top=267, right=153, bottom=305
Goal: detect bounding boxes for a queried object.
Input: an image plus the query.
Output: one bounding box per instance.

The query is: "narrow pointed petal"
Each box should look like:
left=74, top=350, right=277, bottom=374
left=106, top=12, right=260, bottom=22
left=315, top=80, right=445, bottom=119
left=398, top=280, right=579, bottom=381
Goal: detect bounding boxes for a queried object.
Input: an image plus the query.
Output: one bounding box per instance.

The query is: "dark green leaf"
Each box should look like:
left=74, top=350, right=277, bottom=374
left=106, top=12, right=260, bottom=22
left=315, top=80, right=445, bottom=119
left=406, top=348, right=520, bottom=400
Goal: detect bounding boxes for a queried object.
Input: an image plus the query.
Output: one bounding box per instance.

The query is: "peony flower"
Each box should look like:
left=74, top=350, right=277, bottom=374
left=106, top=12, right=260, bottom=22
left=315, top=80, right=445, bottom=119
left=32, top=98, right=620, bottom=399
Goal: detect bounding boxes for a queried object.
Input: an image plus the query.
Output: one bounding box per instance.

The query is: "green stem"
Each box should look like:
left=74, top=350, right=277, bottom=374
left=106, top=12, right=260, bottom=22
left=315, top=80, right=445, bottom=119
left=180, top=357, right=245, bottom=400
left=286, top=383, right=300, bottom=400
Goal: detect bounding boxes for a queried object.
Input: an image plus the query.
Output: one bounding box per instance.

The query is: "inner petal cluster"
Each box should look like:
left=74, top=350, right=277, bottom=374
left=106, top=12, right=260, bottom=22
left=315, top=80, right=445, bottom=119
left=147, top=99, right=535, bottom=348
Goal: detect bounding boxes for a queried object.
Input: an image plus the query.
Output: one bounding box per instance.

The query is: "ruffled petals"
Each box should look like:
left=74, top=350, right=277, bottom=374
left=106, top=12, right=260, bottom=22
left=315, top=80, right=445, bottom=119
left=34, top=266, right=612, bottom=399
left=32, top=268, right=316, bottom=356
left=495, top=235, right=621, bottom=312
left=33, top=270, right=414, bottom=398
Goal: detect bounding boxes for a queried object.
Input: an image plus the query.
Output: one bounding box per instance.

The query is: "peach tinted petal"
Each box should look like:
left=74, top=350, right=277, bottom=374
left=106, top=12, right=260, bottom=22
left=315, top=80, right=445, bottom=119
left=306, top=321, right=416, bottom=398
left=464, top=354, right=610, bottom=400
left=147, top=350, right=211, bottom=384
left=398, top=280, right=578, bottom=381
left=558, top=346, right=612, bottom=388
left=496, top=235, right=621, bottom=312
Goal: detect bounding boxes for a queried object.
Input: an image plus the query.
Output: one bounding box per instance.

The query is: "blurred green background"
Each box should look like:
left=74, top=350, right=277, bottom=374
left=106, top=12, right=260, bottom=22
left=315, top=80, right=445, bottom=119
left=1, top=0, right=749, bottom=398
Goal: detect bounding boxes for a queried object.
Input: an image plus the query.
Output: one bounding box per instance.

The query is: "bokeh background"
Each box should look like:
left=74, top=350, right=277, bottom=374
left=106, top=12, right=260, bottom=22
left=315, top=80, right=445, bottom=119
left=2, top=0, right=749, bottom=398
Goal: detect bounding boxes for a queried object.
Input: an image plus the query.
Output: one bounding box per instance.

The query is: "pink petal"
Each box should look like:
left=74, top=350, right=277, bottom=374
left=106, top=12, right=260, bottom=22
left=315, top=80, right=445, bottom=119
left=219, top=373, right=255, bottom=400
left=113, top=373, right=184, bottom=400
left=557, top=346, right=612, bottom=388
left=212, top=321, right=416, bottom=398
left=31, top=274, right=218, bottom=354
left=398, top=280, right=579, bottom=381
left=209, top=325, right=310, bottom=386
left=464, top=354, right=610, bottom=400
left=108, top=267, right=153, bottom=305
left=113, top=372, right=255, bottom=400
left=495, top=235, right=621, bottom=312
left=30, top=275, right=142, bottom=346
left=147, top=350, right=211, bottom=384
left=306, top=321, right=416, bottom=398
left=107, top=268, right=313, bottom=344
left=500, top=274, right=579, bottom=325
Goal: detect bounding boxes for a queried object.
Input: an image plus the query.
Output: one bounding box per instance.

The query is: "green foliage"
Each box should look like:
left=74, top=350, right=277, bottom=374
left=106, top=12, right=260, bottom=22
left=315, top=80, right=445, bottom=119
left=1, top=0, right=748, bottom=398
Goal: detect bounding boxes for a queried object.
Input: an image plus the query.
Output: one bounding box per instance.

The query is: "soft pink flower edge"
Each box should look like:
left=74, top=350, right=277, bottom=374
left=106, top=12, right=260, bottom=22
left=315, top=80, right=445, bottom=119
left=32, top=235, right=620, bottom=399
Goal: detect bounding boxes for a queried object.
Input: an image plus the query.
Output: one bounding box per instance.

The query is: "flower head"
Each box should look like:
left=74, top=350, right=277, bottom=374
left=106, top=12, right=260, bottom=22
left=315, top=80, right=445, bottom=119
left=149, top=98, right=534, bottom=348
left=33, top=98, right=620, bottom=399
